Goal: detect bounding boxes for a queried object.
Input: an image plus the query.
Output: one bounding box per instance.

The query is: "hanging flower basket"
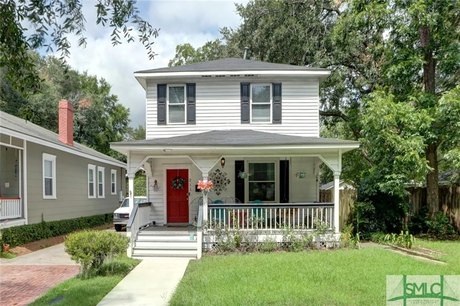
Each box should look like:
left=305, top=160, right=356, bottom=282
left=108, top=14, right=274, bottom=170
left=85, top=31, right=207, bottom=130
left=171, top=176, right=186, bottom=190
left=197, top=180, right=213, bottom=193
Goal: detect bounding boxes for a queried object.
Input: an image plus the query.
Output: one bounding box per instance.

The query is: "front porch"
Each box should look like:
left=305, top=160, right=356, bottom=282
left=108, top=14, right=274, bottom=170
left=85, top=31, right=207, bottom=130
left=112, top=131, right=359, bottom=258
left=0, top=141, right=26, bottom=227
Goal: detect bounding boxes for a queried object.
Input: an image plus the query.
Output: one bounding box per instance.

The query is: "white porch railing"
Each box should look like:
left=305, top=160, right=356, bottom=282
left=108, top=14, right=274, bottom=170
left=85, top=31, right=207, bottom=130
left=126, top=202, right=151, bottom=257
left=0, top=198, right=22, bottom=220
left=196, top=205, right=203, bottom=259
left=208, top=203, right=334, bottom=231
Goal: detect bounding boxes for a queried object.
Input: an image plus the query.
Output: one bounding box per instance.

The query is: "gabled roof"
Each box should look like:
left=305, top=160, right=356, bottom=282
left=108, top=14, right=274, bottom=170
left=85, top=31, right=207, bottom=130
left=135, top=58, right=330, bottom=74
left=0, top=111, right=125, bottom=168
left=112, top=130, right=358, bottom=147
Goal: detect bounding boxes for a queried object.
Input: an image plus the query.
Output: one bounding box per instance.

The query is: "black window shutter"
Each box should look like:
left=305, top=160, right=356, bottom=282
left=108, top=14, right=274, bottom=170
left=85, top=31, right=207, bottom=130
left=235, top=160, right=245, bottom=203
left=272, top=83, right=282, bottom=124
left=157, top=84, right=167, bottom=125
left=240, top=82, right=250, bottom=123
left=186, top=83, right=196, bottom=124
left=279, top=160, right=289, bottom=203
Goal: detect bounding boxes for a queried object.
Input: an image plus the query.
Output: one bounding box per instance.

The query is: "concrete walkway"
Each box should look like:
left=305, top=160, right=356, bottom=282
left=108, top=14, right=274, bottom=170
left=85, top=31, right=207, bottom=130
left=98, top=257, right=190, bottom=306
left=0, top=243, right=76, bottom=265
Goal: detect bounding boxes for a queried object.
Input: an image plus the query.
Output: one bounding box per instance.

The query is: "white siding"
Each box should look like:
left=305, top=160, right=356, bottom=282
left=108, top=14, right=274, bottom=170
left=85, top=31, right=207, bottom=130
left=145, top=78, right=320, bottom=139
left=145, top=157, right=320, bottom=224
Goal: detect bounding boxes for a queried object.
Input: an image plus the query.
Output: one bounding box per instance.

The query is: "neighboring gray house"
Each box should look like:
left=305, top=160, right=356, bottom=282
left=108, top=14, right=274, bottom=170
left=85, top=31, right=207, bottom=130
left=0, top=100, right=126, bottom=228
left=111, top=58, right=359, bottom=259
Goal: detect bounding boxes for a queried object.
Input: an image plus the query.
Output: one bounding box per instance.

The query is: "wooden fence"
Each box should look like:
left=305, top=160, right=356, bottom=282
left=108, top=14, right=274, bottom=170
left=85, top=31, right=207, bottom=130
left=319, top=189, right=356, bottom=230
left=407, top=185, right=460, bottom=231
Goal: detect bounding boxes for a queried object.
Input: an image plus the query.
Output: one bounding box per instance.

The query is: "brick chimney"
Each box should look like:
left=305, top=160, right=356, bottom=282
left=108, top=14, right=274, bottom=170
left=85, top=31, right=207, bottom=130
left=58, top=99, right=74, bottom=146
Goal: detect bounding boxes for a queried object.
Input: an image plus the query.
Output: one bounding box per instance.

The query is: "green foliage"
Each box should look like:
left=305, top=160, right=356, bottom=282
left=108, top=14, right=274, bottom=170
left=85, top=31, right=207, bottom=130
left=361, top=92, right=432, bottom=195
left=134, top=172, right=146, bottom=196
left=95, top=256, right=139, bottom=277
left=340, top=224, right=359, bottom=249
left=1, top=214, right=111, bottom=247
left=426, top=212, right=458, bottom=240
left=348, top=189, right=407, bottom=240
left=1, top=56, right=130, bottom=160
left=168, top=40, right=230, bottom=67
left=281, top=227, right=313, bottom=251
left=256, top=238, right=278, bottom=253
left=383, top=231, right=415, bottom=249
left=65, top=231, right=128, bottom=277
left=1, top=0, right=158, bottom=96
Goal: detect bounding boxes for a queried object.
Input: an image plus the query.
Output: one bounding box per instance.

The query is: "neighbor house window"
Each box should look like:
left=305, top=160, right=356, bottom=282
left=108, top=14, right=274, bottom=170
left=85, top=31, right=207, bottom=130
left=42, top=153, right=56, bottom=199
left=111, top=169, right=117, bottom=195
left=168, top=85, right=186, bottom=124
left=98, top=167, right=105, bottom=198
left=248, top=162, right=275, bottom=202
left=251, top=84, right=271, bottom=123
left=88, top=164, right=96, bottom=198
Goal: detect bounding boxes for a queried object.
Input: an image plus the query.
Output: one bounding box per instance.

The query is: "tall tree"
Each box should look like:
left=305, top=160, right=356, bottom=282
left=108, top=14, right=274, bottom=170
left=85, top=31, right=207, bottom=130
left=17, top=55, right=130, bottom=159
left=0, top=0, right=158, bottom=95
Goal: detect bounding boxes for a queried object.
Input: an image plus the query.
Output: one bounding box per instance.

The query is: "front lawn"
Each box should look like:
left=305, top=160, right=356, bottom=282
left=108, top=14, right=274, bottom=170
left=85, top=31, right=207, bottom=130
left=170, top=242, right=460, bottom=306
left=30, top=276, right=123, bottom=306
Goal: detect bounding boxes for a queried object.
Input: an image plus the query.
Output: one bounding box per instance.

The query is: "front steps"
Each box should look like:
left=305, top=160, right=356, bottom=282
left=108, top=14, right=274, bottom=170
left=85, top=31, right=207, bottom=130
left=132, top=228, right=198, bottom=259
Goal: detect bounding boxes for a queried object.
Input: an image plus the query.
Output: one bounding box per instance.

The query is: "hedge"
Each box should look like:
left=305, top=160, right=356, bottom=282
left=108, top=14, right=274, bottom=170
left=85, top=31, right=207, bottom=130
left=1, top=214, right=112, bottom=247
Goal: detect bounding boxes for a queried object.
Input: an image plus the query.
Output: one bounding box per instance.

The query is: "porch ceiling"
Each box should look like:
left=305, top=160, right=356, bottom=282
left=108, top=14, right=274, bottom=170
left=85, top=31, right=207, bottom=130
left=111, top=130, right=359, bottom=156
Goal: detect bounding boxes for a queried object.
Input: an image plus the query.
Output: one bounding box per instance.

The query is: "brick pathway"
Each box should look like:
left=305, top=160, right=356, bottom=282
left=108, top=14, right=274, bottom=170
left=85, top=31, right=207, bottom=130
left=0, top=265, right=80, bottom=306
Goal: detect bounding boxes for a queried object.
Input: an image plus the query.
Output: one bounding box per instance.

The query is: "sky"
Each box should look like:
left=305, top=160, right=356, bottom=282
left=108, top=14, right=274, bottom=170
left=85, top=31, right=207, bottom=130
left=61, top=0, right=248, bottom=127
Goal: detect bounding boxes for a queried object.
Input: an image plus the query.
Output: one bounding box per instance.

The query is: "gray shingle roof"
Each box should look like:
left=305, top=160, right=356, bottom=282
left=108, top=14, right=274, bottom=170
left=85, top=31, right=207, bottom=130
left=0, top=111, right=125, bottom=166
left=112, top=130, right=359, bottom=147
left=135, top=58, right=329, bottom=74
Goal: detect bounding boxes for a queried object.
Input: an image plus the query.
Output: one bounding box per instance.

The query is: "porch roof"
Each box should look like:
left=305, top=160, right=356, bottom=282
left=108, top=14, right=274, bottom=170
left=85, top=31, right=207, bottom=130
left=111, top=130, right=359, bottom=155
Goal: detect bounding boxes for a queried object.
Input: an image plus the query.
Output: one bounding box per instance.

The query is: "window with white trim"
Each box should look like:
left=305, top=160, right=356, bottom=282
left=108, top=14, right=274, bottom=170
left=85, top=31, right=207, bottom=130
left=251, top=84, right=272, bottom=123
left=98, top=167, right=105, bottom=198
left=111, top=169, right=117, bottom=195
left=43, top=153, right=56, bottom=199
left=248, top=162, right=276, bottom=202
left=167, top=85, right=186, bottom=124
left=88, top=164, right=96, bottom=198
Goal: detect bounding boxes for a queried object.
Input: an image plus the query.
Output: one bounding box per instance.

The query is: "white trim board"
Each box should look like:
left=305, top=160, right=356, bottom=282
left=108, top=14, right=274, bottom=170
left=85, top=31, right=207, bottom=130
left=0, top=127, right=126, bottom=168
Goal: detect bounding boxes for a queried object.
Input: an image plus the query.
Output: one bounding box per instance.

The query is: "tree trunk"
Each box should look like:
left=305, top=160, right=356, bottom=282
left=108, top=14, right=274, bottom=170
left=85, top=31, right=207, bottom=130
left=420, top=26, right=439, bottom=215
left=426, top=143, right=439, bottom=215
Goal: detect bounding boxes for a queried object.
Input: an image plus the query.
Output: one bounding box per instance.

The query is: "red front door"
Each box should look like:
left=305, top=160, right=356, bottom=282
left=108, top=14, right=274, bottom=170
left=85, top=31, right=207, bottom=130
left=167, top=169, right=189, bottom=223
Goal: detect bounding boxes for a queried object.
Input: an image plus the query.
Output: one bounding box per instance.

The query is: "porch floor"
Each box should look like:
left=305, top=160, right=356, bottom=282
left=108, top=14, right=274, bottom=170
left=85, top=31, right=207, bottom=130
left=141, top=225, right=196, bottom=232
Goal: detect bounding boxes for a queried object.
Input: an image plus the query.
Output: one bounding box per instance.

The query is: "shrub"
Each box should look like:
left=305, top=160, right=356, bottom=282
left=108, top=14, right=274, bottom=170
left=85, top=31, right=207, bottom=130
left=97, top=256, right=139, bottom=276
left=1, top=214, right=111, bottom=247
left=257, top=238, right=278, bottom=253
left=370, top=232, right=386, bottom=244
left=383, top=231, right=415, bottom=249
left=65, top=230, right=128, bottom=277
left=426, top=212, right=458, bottom=240
left=341, top=224, right=360, bottom=248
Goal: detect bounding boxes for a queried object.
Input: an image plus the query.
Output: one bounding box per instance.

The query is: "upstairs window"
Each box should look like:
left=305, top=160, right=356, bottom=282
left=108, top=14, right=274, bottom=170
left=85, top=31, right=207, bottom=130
left=158, top=84, right=196, bottom=125
left=43, top=153, right=56, bottom=199
left=241, top=83, right=282, bottom=124
left=251, top=84, right=272, bottom=123
left=168, top=85, right=186, bottom=124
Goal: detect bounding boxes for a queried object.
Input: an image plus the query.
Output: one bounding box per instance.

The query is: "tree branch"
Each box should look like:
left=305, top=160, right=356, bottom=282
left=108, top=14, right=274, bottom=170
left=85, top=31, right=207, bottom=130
left=319, top=109, right=348, bottom=120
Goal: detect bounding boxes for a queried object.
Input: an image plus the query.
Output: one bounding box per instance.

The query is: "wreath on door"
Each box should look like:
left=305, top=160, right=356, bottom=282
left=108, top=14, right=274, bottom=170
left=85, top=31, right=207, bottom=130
left=171, top=176, right=186, bottom=190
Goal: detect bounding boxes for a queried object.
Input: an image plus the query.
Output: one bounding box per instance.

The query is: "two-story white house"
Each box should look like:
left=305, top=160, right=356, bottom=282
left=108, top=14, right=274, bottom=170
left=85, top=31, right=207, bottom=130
left=111, top=58, right=359, bottom=258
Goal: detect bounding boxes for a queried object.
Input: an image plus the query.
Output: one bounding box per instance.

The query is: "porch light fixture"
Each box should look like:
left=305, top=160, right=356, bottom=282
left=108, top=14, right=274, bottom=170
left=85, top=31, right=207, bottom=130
left=220, top=157, right=226, bottom=168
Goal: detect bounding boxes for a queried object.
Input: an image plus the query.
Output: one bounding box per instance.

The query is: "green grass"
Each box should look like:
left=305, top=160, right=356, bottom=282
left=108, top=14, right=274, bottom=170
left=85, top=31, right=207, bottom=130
left=30, top=276, right=123, bottom=306
left=30, top=256, right=139, bottom=306
left=170, top=241, right=460, bottom=306
left=0, top=251, right=16, bottom=259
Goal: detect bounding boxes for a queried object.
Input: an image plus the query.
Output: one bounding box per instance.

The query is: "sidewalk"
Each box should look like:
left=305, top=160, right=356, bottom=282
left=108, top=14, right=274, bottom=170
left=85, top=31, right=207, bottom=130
left=98, top=257, right=190, bottom=306
left=0, top=243, right=79, bottom=306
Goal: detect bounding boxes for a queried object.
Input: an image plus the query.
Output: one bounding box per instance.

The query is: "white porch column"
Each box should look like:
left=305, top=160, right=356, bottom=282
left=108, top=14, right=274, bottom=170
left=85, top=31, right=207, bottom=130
left=128, top=174, right=135, bottom=209
left=201, top=172, right=209, bottom=223
left=333, top=172, right=341, bottom=233
left=188, top=155, right=221, bottom=224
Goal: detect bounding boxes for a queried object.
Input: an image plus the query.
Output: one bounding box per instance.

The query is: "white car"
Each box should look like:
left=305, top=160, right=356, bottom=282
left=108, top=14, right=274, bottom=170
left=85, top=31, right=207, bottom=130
left=113, top=196, right=148, bottom=231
